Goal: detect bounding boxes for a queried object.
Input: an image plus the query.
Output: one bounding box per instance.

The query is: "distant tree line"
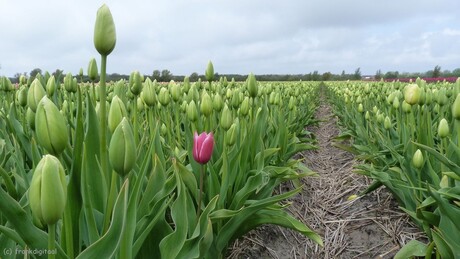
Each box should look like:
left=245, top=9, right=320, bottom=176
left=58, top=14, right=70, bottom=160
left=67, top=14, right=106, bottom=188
left=7, top=65, right=459, bottom=84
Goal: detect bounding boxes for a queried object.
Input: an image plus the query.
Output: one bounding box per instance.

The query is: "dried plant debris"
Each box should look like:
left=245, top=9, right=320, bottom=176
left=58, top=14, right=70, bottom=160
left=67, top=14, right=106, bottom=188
left=227, top=98, right=425, bottom=259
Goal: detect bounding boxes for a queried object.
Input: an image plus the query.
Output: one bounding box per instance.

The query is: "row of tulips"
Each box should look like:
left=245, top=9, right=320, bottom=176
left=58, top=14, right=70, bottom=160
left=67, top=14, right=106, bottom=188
left=326, top=78, right=460, bottom=258
left=0, top=5, right=322, bottom=259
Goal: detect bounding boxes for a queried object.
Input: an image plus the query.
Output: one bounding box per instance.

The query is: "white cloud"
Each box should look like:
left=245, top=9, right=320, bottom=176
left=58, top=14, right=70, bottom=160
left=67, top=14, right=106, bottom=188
left=0, top=0, right=459, bottom=77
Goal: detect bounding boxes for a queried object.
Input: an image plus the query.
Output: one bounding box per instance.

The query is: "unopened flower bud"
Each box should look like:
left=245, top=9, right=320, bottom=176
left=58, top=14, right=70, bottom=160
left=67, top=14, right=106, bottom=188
left=187, top=100, right=198, bottom=122
left=18, top=87, right=28, bottom=107
left=438, top=118, right=449, bottom=138
left=141, top=78, right=157, bottom=107
left=94, top=4, right=116, bottom=56
left=220, top=105, right=233, bottom=131
left=88, top=58, right=98, bottom=81
left=404, top=84, right=421, bottom=105
left=402, top=101, right=411, bottom=113
left=358, top=103, right=364, bottom=113
left=108, top=96, right=128, bottom=133
left=200, top=91, right=213, bottom=117
left=46, top=76, right=56, bottom=97
left=169, top=80, right=181, bottom=102
left=226, top=123, right=238, bottom=146
left=412, top=149, right=424, bottom=169
left=35, top=96, right=69, bottom=155
left=213, top=94, right=223, bottom=112
left=453, top=94, right=460, bottom=120
left=129, top=71, right=142, bottom=96
left=193, top=132, right=214, bottom=164
left=392, top=96, right=400, bottom=109
left=247, top=73, right=258, bottom=98
left=158, top=87, right=170, bottom=106
left=240, top=97, right=250, bottom=116
left=26, top=108, right=35, bottom=129
left=109, top=118, right=136, bottom=177
left=205, top=61, right=214, bottom=83
left=384, top=116, right=391, bottom=130
left=27, top=79, right=46, bottom=112
left=29, top=155, right=67, bottom=225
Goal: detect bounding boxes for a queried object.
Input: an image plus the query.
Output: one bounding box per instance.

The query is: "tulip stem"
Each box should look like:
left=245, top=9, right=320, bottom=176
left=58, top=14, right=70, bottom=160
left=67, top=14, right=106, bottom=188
left=197, top=165, right=205, bottom=220
left=100, top=54, right=109, bottom=184
left=48, top=223, right=56, bottom=259
left=103, top=171, right=118, bottom=233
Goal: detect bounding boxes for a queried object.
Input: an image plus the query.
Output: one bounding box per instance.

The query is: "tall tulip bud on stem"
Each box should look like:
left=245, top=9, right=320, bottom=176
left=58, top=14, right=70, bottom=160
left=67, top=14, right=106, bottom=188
left=94, top=4, right=116, bottom=180
left=404, top=83, right=421, bottom=105
left=205, top=61, right=214, bottom=84
left=193, top=132, right=214, bottom=219
left=247, top=73, right=258, bottom=99
left=109, top=118, right=136, bottom=178
left=29, top=155, right=67, bottom=259
left=36, top=96, right=69, bottom=155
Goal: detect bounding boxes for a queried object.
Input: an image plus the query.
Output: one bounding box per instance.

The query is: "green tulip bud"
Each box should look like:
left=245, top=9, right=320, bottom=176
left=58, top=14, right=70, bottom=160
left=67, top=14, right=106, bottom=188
left=356, top=96, right=362, bottom=104
left=220, top=105, right=233, bottom=131
left=226, top=123, right=238, bottom=146
left=187, top=100, right=198, bottom=122
left=183, top=76, right=190, bottom=93
left=402, top=101, right=411, bottom=113
left=200, top=91, right=213, bottom=117
left=63, top=73, right=72, bottom=92
left=27, top=78, right=46, bottom=112
left=372, top=106, right=378, bottom=114
left=392, top=96, right=400, bottom=109
left=29, top=155, right=67, bottom=225
left=404, top=84, right=421, bottom=105
left=205, top=61, right=214, bottom=83
left=438, top=118, right=449, bottom=138
left=161, top=123, right=167, bottom=136
left=384, top=116, right=391, bottom=130
left=19, top=74, right=27, bottom=85
left=412, top=149, right=424, bottom=169
left=213, top=94, right=224, bottom=112
left=129, top=71, right=142, bottom=95
left=18, top=86, right=28, bottom=107
left=288, top=96, right=295, bottom=110
left=158, top=87, right=170, bottom=106
left=94, top=4, right=116, bottom=56
left=141, top=78, right=157, bottom=107
left=35, top=96, right=69, bottom=155
left=88, top=58, right=98, bottom=81
left=247, top=73, right=258, bottom=98
left=274, top=93, right=280, bottom=105
left=108, top=96, right=128, bottom=133
left=1, top=76, right=14, bottom=91
left=26, top=108, right=35, bottom=129
left=365, top=111, right=370, bottom=120
left=269, top=92, right=276, bottom=104
left=109, top=118, right=136, bottom=177
left=240, top=97, right=250, bottom=116
left=137, top=97, right=144, bottom=111
left=46, top=76, right=56, bottom=97
left=358, top=103, right=364, bottom=113
left=169, top=80, right=181, bottom=102
left=452, top=94, right=460, bottom=120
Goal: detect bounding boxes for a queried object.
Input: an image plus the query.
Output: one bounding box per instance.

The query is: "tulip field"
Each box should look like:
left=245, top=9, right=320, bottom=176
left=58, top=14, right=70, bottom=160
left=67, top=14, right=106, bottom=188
left=0, top=5, right=325, bottom=258
left=327, top=78, right=460, bottom=258
left=2, top=4, right=460, bottom=259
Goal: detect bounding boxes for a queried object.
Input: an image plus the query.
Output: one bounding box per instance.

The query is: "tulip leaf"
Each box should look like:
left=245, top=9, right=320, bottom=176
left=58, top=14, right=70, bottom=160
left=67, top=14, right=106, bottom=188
left=394, top=239, right=427, bottom=259
left=76, top=179, right=129, bottom=259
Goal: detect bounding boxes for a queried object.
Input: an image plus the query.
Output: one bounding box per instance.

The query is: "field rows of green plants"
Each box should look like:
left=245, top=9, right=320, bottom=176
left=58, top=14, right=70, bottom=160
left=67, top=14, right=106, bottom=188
left=0, top=5, right=324, bottom=259
left=326, top=78, right=460, bottom=258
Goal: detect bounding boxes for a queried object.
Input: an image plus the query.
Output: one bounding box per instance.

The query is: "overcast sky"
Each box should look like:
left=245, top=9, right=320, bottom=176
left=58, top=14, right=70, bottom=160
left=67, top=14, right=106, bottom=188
left=1, top=0, right=460, bottom=77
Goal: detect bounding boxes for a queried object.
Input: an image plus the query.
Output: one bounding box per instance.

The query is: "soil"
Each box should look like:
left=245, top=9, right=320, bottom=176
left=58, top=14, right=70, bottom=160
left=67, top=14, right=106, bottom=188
left=227, top=94, right=426, bottom=259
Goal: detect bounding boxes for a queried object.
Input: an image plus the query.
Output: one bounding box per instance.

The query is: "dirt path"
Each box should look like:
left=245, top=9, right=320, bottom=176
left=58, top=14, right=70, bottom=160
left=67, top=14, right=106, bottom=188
left=228, top=93, right=424, bottom=259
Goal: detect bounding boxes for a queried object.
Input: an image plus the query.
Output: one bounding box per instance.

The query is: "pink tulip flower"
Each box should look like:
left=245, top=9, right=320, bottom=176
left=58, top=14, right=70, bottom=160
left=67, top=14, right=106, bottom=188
left=193, top=132, right=214, bottom=164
